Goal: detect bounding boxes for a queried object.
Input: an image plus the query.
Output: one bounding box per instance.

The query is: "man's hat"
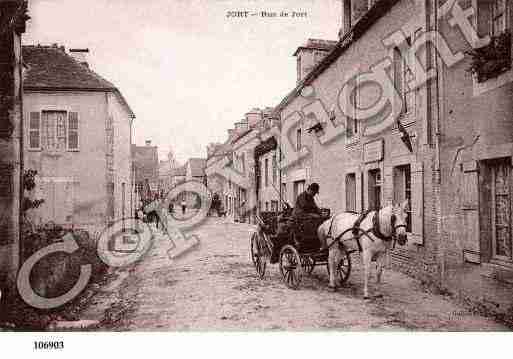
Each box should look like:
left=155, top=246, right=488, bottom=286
left=308, top=183, right=320, bottom=194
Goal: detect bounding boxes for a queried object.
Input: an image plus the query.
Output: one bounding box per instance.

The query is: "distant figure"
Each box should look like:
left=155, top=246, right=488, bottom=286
left=181, top=200, right=187, bottom=215
left=168, top=201, right=174, bottom=214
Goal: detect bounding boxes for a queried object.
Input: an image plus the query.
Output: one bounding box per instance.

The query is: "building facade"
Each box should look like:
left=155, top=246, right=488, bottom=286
left=23, top=45, right=135, bottom=232
left=272, top=0, right=513, bottom=316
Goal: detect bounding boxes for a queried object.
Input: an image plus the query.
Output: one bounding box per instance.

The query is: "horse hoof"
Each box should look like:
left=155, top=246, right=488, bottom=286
left=328, top=286, right=338, bottom=292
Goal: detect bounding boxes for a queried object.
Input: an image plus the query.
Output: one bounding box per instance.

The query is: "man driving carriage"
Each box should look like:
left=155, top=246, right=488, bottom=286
left=271, top=183, right=327, bottom=262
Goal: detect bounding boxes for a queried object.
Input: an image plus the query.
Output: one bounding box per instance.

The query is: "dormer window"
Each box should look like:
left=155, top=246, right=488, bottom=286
left=342, top=0, right=377, bottom=34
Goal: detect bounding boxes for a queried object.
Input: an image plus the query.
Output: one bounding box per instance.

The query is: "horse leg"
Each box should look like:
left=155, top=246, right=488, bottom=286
left=327, top=244, right=339, bottom=291
left=374, top=253, right=385, bottom=298
left=362, top=250, right=372, bottom=300
left=376, top=253, right=384, bottom=284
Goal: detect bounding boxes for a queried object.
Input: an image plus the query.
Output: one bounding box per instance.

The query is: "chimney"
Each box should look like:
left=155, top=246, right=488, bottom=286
left=245, top=108, right=263, bottom=128
left=145, top=140, right=152, bottom=146
left=69, top=48, right=90, bottom=68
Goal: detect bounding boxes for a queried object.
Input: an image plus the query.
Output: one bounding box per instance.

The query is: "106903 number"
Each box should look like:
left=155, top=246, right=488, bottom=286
left=34, top=341, right=64, bottom=350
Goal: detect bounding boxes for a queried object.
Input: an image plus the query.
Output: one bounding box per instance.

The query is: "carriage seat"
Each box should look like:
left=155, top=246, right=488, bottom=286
left=293, top=215, right=326, bottom=252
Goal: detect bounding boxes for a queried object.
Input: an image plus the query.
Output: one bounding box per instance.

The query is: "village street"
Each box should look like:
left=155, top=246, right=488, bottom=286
left=72, top=217, right=508, bottom=331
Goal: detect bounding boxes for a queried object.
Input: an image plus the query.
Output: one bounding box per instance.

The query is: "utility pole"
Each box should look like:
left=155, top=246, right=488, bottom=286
left=0, top=0, right=28, bottom=300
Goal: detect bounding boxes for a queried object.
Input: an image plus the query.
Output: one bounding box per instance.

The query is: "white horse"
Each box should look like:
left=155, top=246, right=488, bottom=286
left=317, top=201, right=409, bottom=299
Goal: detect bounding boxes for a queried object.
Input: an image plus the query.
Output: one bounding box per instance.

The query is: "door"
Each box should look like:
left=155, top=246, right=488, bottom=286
left=490, top=158, right=512, bottom=261
left=368, top=169, right=382, bottom=210
left=293, top=180, right=306, bottom=204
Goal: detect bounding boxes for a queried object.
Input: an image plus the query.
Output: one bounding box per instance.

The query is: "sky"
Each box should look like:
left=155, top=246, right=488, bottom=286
left=24, top=0, right=341, bottom=164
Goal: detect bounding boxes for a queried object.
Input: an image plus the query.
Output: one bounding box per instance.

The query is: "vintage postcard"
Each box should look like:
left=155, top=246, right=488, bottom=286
left=0, top=0, right=512, bottom=355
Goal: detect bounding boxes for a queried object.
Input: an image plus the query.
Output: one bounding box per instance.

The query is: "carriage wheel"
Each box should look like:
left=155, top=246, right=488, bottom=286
left=326, top=248, right=352, bottom=285
left=279, top=245, right=303, bottom=289
left=301, top=256, right=316, bottom=276
left=250, top=232, right=267, bottom=279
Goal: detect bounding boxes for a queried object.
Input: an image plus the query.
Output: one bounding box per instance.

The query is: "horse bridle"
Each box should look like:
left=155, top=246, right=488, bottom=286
left=378, top=212, right=407, bottom=241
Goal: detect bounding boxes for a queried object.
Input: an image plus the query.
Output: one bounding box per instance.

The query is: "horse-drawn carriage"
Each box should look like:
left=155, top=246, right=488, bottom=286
left=250, top=205, right=353, bottom=290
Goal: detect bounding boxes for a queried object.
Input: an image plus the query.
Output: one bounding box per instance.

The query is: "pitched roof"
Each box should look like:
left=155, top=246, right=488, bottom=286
left=293, top=39, right=338, bottom=56
left=22, top=45, right=135, bottom=117
left=187, top=158, right=206, bottom=177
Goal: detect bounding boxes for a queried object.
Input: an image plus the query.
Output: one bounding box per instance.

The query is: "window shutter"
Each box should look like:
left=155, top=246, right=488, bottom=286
left=68, top=112, right=79, bottom=150
left=356, top=171, right=363, bottom=212
left=462, top=161, right=481, bottom=263
left=411, top=162, right=424, bottom=244
left=29, top=112, right=41, bottom=149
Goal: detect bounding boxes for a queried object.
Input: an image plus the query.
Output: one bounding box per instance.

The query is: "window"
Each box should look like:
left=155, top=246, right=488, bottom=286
left=265, top=202, right=269, bottom=211
left=296, top=128, right=302, bottom=151
left=314, top=51, right=326, bottom=65
left=29, top=112, right=41, bottom=150
left=281, top=183, right=287, bottom=202
left=491, top=0, right=507, bottom=37
left=30, top=110, right=79, bottom=151
left=241, top=152, right=246, bottom=174
left=272, top=154, right=277, bottom=184
left=260, top=161, right=264, bottom=188
left=394, top=40, right=415, bottom=115
left=347, top=81, right=359, bottom=137
left=107, top=182, right=115, bottom=220
left=42, top=110, right=67, bottom=151
left=293, top=180, right=306, bottom=203
left=265, top=158, right=269, bottom=187
left=351, top=0, right=369, bottom=25
left=394, top=165, right=412, bottom=232
left=346, top=173, right=357, bottom=212
left=368, top=169, right=381, bottom=210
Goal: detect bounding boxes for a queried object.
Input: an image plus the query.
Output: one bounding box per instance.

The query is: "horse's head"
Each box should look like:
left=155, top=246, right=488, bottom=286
left=391, top=200, right=409, bottom=246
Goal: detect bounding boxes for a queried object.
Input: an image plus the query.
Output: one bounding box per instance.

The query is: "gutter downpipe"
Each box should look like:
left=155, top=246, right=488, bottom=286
left=434, top=0, right=445, bottom=289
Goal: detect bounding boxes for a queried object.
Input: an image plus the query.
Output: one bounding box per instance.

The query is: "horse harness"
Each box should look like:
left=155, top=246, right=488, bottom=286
left=326, top=209, right=405, bottom=252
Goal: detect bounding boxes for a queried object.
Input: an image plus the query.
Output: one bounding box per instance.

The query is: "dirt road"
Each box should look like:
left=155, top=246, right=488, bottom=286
left=76, top=217, right=508, bottom=331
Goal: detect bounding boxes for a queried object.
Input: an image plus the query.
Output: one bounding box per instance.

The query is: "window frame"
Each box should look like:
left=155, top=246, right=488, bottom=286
left=393, top=164, right=413, bottom=233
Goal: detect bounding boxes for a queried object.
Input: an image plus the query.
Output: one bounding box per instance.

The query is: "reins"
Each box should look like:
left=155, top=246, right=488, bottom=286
left=326, top=208, right=406, bottom=252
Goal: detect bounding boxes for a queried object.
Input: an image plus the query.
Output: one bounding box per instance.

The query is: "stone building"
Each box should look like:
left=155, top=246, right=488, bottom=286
left=205, top=107, right=278, bottom=222
left=23, top=44, right=135, bottom=232
left=273, top=0, right=513, bottom=317
left=0, top=0, right=28, bottom=298
left=132, top=140, right=158, bottom=202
